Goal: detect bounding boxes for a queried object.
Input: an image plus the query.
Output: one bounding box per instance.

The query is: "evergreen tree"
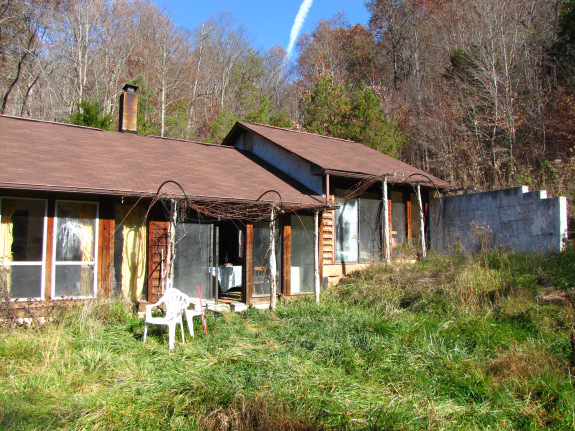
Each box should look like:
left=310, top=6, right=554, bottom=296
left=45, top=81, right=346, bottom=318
left=67, top=99, right=112, bottom=130
left=244, top=97, right=292, bottom=128
left=304, top=75, right=404, bottom=157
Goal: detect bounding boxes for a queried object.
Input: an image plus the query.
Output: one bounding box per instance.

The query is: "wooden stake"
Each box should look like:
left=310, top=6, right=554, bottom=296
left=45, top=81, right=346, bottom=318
left=196, top=285, right=208, bottom=335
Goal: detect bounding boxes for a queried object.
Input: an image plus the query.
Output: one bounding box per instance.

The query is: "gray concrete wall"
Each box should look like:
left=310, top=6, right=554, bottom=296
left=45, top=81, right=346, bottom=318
left=429, top=186, right=568, bottom=253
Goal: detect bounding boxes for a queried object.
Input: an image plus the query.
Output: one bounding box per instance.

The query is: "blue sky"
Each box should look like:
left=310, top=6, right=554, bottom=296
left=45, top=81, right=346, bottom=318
left=154, top=0, right=371, bottom=57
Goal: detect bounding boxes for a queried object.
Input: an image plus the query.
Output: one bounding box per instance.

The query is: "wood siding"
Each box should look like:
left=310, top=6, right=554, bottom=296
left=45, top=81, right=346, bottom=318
left=321, top=210, right=335, bottom=265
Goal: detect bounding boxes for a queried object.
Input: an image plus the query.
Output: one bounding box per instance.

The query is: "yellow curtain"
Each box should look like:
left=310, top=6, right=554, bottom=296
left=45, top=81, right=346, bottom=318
left=0, top=199, right=18, bottom=293
left=119, top=205, right=146, bottom=301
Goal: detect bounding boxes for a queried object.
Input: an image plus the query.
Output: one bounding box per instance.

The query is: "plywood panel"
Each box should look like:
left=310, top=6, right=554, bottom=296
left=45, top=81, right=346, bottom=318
left=147, top=220, right=169, bottom=303
left=244, top=223, right=253, bottom=305
left=98, top=215, right=114, bottom=298
left=282, top=216, right=292, bottom=296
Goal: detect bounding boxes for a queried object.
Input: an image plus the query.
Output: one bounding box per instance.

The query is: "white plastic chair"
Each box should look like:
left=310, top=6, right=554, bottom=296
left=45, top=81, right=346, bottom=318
left=184, top=299, right=204, bottom=337
left=143, top=287, right=192, bottom=350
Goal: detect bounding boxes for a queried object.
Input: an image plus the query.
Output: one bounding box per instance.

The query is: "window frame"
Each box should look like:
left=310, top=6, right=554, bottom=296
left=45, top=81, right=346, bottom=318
left=334, top=196, right=359, bottom=263
left=0, top=197, right=48, bottom=301
left=290, top=214, right=315, bottom=294
left=52, top=200, right=99, bottom=299
left=335, top=191, right=382, bottom=264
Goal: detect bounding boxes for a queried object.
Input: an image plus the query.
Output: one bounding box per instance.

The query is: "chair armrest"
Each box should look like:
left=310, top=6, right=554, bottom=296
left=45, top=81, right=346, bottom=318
left=145, top=298, right=165, bottom=320
left=184, top=307, right=202, bottom=318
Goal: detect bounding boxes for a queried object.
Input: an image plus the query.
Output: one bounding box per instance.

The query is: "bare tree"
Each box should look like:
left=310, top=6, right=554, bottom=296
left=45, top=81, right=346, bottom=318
left=0, top=0, right=55, bottom=115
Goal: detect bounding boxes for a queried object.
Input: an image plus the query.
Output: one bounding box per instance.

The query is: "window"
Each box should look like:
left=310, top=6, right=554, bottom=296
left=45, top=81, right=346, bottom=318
left=291, top=215, right=315, bottom=294
left=173, top=222, right=214, bottom=300
left=252, top=220, right=281, bottom=296
left=359, top=199, right=382, bottom=262
left=335, top=193, right=382, bottom=263
left=53, top=201, right=98, bottom=298
left=335, top=198, right=359, bottom=262
left=0, top=198, right=47, bottom=299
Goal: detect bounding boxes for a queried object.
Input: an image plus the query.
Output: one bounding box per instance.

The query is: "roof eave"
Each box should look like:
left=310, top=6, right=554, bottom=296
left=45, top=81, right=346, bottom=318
left=0, top=182, right=332, bottom=210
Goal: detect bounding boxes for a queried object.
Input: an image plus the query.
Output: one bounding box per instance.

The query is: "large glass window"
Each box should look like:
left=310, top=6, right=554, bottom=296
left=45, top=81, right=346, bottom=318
left=359, top=199, right=382, bottom=263
left=53, top=201, right=98, bottom=298
left=252, top=220, right=281, bottom=296
left=335, top=198, right=359, bottom=263
left=0, top=198, right=47, bottom=299
left=335, top=194, right=382, bottom=264
left=391, top=192, right=406, bottom=246
left=173, top=222, right=214, bottom=300
left=291, top=215, right=315, bottom=294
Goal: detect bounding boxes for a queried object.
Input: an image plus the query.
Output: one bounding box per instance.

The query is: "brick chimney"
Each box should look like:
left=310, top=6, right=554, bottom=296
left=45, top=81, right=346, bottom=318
left=118, top=84, right=138, bottom=133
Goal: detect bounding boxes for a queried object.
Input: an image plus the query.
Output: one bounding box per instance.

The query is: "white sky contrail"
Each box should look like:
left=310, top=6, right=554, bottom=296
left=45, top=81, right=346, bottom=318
left=286, top=0, right=314, bottom=58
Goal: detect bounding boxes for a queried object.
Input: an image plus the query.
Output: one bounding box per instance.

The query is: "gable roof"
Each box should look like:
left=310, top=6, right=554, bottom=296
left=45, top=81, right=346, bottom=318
left=0, top=115, right=325, bottom=209
left=223, top=122, right=450, bottom=188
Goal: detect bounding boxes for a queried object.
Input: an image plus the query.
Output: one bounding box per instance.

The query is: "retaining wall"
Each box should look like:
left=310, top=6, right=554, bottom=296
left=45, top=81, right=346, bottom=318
left=429, top=186, right=568, bottom=253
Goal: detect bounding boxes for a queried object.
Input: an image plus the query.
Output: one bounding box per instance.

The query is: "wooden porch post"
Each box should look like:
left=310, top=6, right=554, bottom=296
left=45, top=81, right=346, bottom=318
left=314, top=210, right=320, bottom=305
left=382, top=176, right=391, bottom=263
left=270, top=207, right=277, bottom=311
left=417, top=184, right=427, bottom=258
left=244, top=223, right=253, bottom=305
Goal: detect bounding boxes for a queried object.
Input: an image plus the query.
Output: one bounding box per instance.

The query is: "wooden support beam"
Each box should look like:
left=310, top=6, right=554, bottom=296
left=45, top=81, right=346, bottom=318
left=417, top=184, right=427, bottom=258
left=382, top=177, right=390, bottom=263
left=270, top=208, right=277, bottom=311
left=314, top=210, right=320, bottom=305
left=318, top=211, right=324, bottom=287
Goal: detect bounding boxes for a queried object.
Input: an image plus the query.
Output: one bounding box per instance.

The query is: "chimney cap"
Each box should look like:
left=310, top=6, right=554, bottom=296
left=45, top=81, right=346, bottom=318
left=123, top=84, right=138, bottom=93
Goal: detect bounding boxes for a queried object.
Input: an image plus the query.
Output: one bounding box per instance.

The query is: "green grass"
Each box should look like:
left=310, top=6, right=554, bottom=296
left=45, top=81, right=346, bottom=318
left=1, top=247, right=574, bottom=430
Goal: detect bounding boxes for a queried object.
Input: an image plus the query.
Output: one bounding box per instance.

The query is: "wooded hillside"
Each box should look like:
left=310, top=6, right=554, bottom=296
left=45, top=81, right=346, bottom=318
left=1, top=0, right=573, bottom=227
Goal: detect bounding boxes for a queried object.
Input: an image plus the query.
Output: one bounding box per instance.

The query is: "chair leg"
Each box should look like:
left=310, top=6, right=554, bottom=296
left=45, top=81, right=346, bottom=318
left=185, top=310, right=195, bottom=337
left=180, top=321, right=185, bottom=344
left=168, top=323, right=176, bottom=350
left=143, top=324, right=148, bottom=343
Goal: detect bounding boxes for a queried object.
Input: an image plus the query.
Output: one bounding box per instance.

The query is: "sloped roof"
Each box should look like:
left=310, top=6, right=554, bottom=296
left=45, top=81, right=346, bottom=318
left=223, top=122, right=450, bottom=188
left=0, top=115, right=325, bottom=208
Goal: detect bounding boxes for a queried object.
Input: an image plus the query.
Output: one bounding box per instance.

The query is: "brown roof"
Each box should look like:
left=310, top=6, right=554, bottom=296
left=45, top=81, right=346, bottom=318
left=0, top=115, right=325, bottom=208
left=224, top=122, right=451, bottom=188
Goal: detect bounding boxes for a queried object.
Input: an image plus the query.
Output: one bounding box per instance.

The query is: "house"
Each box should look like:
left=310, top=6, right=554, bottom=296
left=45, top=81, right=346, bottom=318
left=0, top=86, right=451, bottom=311
left=2, top=86, right=565, bottom=314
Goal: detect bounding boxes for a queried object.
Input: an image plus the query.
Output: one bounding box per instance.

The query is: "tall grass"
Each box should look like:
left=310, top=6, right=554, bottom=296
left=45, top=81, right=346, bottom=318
left=0, top=247, right=574, bottom=430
